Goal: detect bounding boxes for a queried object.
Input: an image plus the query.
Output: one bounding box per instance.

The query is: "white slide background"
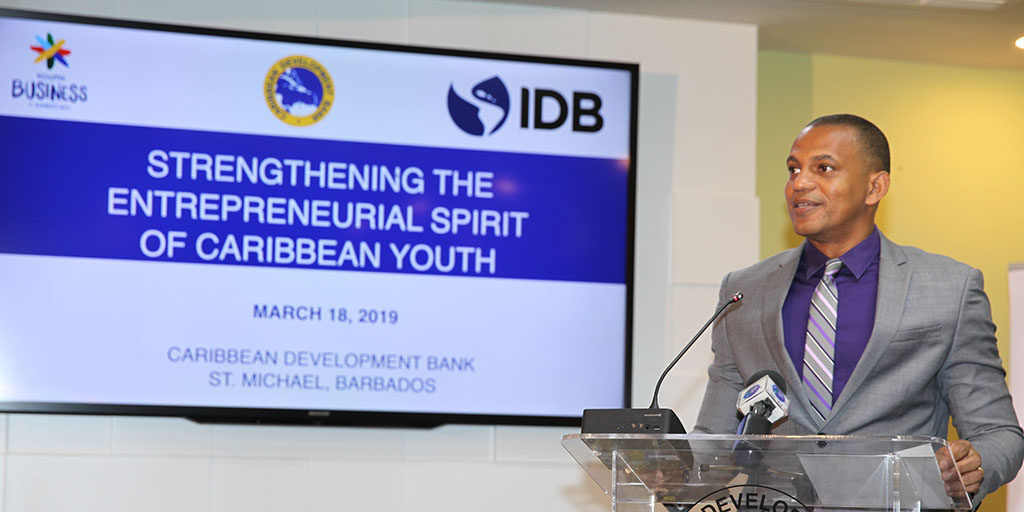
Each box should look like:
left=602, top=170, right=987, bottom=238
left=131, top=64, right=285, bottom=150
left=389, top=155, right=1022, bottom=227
left=0, top=254, right=625, bottom=415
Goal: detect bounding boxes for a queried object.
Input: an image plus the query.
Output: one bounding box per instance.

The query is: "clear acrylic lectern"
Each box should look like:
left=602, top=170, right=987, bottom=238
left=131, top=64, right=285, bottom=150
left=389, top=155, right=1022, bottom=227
left=562, top=434, right=972, bottom=512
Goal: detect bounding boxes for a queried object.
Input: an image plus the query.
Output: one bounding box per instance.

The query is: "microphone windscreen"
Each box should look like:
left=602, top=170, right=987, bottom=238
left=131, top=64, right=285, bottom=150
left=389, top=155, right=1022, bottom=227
left=737, top=371, right=789, bottom=423
left=745, top=369, right=786, bottom=394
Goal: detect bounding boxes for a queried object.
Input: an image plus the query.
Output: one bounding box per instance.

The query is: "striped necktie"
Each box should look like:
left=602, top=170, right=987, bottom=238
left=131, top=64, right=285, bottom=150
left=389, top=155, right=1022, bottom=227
left=803, top=258, right=842, bottom=424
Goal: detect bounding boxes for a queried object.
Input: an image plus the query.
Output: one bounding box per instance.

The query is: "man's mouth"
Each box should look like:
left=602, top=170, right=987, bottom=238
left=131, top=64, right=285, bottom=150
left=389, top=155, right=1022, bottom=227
left=791, top=200, right=820, bottom=212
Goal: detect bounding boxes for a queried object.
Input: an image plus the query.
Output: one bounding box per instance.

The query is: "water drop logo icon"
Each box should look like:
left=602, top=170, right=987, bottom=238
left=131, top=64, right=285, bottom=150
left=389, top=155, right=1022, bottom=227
left=447, top=76, right=510, bottom=136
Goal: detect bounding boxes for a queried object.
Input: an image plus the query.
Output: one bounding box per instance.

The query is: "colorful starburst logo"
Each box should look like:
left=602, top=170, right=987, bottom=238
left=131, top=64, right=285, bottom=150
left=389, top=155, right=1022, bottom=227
left=31, top=33, right=71, bottom=69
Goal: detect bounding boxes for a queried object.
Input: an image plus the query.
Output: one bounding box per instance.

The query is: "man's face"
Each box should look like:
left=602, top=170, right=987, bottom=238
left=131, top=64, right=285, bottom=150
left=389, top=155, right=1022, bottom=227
left=785, top=124, right=881, bottom=247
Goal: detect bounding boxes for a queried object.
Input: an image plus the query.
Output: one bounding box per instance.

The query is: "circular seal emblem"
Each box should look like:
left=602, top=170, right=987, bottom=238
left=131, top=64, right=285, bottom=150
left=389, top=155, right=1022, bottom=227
left=264, top=55, right=334, bottom=126
left=686, top=484, right=809, bottom=512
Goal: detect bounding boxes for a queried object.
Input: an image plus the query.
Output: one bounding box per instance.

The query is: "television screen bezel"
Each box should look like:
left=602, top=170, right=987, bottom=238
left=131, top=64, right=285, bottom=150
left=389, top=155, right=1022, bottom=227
left=0, top=7, right=637, bottom=428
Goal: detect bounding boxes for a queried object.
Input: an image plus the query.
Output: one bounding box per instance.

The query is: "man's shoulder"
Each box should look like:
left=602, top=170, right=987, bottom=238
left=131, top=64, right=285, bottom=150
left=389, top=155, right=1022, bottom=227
left=719, top=236, right=982, bottom=290
left=884, top=238, right=979, bottom=278
left=722, top=236, right=981, bottom=285
left=723, top=246, right=802, bottom=285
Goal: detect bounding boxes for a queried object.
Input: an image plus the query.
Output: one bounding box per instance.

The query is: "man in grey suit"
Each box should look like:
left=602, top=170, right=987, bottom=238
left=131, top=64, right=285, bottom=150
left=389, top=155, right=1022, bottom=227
left=694, top=114, right=1023, bottom=503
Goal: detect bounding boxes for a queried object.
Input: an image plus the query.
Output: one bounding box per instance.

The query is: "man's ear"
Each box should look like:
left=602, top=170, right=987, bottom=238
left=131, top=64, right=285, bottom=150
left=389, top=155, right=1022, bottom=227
left=866, top=171, right=890, bottom=206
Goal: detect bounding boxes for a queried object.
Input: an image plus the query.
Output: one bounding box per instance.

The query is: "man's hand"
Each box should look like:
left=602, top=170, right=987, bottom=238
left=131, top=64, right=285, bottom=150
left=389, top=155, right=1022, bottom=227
left=938, top=439, right=984, bottom=494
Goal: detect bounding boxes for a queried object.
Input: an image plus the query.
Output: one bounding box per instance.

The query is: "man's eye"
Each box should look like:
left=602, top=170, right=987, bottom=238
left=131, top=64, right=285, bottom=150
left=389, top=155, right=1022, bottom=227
left=788, top=166, right=800, bottom=175
left=819, top=164, right=835, bottom=172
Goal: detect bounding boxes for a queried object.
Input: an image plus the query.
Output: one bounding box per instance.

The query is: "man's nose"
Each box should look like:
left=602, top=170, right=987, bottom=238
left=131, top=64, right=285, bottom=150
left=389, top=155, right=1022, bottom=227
left=790, top=170, right=814, bottom=191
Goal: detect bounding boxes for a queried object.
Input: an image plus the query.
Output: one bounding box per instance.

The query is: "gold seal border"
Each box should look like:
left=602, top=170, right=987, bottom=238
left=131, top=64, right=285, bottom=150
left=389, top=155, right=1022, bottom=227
left=264, top=55, right=334, bottom=127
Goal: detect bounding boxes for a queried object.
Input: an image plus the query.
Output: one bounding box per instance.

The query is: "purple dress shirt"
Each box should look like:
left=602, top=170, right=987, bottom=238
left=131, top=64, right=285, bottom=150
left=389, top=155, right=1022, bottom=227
left=782, top=228, right=880, bottom=403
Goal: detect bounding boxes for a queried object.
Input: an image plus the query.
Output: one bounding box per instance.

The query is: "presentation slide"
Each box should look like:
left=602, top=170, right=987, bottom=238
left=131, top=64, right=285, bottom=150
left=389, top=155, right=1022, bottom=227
left=0, top=12, right=634, bottom=420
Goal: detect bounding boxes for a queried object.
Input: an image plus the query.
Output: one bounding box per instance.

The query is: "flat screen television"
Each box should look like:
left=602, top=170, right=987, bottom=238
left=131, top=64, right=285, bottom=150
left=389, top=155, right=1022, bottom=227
left=0, top=8, right=637, bottom=427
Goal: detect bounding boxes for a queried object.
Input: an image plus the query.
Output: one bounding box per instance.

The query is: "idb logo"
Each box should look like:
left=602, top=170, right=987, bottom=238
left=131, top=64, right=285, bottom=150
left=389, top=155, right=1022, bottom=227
left=447, top=75, right=606, bottom=136
left=742, top=385, right=760, bottom=400
left=447, top=76, right=510, bottom=136
left=521, top=88, right=603, bottom=132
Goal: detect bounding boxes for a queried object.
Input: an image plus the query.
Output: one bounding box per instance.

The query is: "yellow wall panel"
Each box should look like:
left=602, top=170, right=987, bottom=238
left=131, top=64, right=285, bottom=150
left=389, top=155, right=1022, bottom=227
left=761, top=51, right=1024, bottom=512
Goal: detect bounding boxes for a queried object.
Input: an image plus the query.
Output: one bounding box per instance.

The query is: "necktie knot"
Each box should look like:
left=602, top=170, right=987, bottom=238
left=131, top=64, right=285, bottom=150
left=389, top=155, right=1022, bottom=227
left=824, top=258, right=843, bottom=279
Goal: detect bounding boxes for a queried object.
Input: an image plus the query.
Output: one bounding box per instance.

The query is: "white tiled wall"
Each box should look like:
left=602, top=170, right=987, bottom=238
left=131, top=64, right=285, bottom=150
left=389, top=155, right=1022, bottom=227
left=0, top=1, right=759, bottom=510
left=211, top=457, right=307, bottom=511
left=404, top=424, right=492, bottom=461
left=5, top=454, right=212, bottom=512
left=318, top=1, right=409, bottom=45
left=410, top=1, right=589, bottom=58
left=208, top=424, right=407, bottom=460
left=623, top=71, right=678, bottom=407
left=121, top=0, right=320, bottom=34
left=587, top=12, right=757, bottom=198
left=112, top=416, right=212, bottom=457
left=663, top=284, right=724, bottom=421
left=671, top=193, right=760, bottom=285
left=7, top=414, right=111, bottom=455
left=494, top=425, right=577, bottom=462
left=1, top=0, right=119, bottom=17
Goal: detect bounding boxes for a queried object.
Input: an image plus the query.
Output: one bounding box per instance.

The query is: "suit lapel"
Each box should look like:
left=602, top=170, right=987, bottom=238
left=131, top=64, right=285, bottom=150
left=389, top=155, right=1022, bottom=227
left=759, top=245, right=819, bottom=430
left=826, top=234, right=910, bottom=423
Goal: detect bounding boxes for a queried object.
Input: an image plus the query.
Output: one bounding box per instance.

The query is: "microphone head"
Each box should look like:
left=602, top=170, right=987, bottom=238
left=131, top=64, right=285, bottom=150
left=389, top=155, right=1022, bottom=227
left=737, top=370, right=789, bottom=424
left=744, top=369, right=786, bottom=394
left=731, top=292, right=743, bottom=303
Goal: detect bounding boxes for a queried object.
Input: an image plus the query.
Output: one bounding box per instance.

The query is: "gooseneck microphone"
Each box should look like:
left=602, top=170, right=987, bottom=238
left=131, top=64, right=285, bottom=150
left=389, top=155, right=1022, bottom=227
left=650, top=292, right=744, bottom=409
left=581, top=292, right=743, bottom=434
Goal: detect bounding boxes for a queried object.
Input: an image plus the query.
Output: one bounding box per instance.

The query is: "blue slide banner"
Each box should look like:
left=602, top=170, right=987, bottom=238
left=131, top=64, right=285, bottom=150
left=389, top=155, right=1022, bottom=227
left=0, top=115, right=628, bottom=284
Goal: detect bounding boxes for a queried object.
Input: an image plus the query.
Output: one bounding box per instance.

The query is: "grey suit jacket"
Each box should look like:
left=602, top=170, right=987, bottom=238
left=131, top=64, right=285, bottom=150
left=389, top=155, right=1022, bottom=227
left=693, top=233, right=1024, bottom=501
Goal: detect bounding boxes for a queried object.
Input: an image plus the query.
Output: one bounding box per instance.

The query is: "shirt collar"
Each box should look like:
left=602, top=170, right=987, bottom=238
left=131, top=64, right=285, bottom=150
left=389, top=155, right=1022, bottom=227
left=801, top=227, right=880, bottom=280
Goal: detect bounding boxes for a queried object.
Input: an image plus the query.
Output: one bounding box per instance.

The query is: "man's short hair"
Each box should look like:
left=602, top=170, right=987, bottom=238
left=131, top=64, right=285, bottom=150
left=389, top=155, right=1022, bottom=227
left=807, top=114, right=890, bottom=173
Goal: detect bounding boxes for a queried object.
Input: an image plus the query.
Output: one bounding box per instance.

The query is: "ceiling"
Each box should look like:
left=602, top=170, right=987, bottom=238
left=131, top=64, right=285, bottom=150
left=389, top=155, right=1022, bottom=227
left=472, top=0, right=1024, bottom=70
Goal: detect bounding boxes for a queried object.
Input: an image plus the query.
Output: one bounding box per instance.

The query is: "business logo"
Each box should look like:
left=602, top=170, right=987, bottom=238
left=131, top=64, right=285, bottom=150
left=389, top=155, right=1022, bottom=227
left=447, top=75, right=606, bottom=137
left=742, top=385, right=760, bottom=400
left=447, top=76, right=510, bottom=136
left=13, top=32, right=87, bottom=109
left=31, top=33, right=70, bottom=69
left=684, top=485, right=809, bottom=512
left=521, top=87, right=604, bottom=132
left=264, top=56, right=334, bottom=126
